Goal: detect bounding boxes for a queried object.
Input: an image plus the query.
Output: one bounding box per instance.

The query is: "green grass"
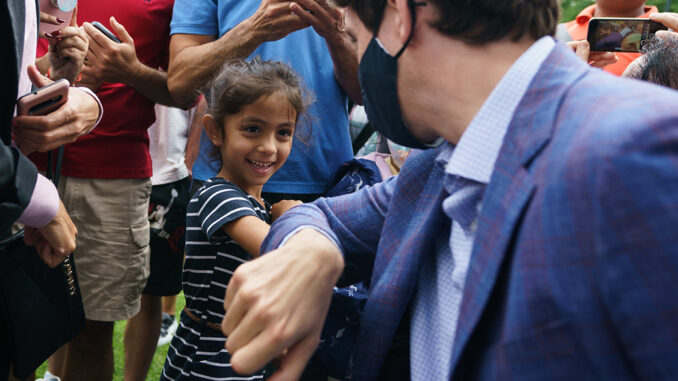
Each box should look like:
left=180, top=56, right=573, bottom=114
left=561, top=0, right=678, bottom=22
left=35, top=294, right=186, bottom=381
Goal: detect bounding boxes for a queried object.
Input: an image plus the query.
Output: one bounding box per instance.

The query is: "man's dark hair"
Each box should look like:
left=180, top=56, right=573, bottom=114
left=625, top=34, right=678, bottom=90
left=335, top=0, right=560, bottom=45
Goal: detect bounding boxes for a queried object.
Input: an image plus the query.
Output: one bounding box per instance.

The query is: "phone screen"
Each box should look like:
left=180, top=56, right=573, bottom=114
left=588, top=18, right=668, bottom=53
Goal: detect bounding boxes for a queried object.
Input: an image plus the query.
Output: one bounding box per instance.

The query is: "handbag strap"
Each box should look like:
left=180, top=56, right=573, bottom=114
left=45, top=146, right=64, bottom=187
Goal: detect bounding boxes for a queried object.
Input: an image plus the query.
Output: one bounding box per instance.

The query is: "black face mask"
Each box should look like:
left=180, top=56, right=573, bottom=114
left=358, top=1, right=440, bottom=149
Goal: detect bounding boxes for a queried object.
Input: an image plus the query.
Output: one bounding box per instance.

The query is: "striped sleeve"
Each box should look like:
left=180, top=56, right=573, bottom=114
left=197, top=182, right=259, bottom=242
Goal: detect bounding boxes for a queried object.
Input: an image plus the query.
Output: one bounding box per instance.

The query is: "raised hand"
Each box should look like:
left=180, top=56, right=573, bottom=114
left=290, top=0, right=345, bottom=44
left=247, top=0, right=310, bottom=44
left=46, top=7, right=88, bottom=84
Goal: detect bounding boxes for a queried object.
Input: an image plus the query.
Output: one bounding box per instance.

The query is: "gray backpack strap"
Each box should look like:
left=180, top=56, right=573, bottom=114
left=555, top=23, right=573, bottom=42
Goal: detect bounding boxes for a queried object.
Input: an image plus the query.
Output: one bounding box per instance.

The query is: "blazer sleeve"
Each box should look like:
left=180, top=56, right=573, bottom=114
left=261, top=176, right=396, bottom=285
left=0, top=141, right=38, bottom=234
left=593, top=111, right=678, bottom=378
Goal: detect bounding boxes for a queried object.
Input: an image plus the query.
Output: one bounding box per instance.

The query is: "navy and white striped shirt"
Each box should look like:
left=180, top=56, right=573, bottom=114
left=161, top=178, right=271, bottom=381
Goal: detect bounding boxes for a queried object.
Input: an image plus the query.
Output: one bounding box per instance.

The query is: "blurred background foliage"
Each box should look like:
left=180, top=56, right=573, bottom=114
left=561, top=0, right=678, bottom=22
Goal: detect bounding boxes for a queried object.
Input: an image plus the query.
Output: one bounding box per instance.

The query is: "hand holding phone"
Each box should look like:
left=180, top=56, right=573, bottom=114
left=81, top=18, right=140, bottom=87
left=13, top=66, right=99, bottom=155
left=91, top=21, right=122, bottom=43
left=16, top=79, right=70, bottom=116
left=587, top=17, right=668, bottom=53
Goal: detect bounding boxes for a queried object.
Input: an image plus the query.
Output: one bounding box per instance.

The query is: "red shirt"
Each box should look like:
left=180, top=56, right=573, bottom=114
left=31, top=0, right=173, bottom=178
left=563, top=5, right=658, bottom=76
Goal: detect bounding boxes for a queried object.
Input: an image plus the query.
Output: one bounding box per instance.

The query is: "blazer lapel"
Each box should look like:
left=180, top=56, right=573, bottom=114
left=354, top=147, right=448, bottom=380
left=1, top=0, right=25, bottom=144
left=449, top=43, right=590, bottom=377
left=8, top=0, right=26, bottom=76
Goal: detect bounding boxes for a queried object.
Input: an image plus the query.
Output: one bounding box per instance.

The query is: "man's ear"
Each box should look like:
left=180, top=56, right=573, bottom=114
left=391, top=0, right=413, bottom=45
left=203, top=114, right=223, bottom=147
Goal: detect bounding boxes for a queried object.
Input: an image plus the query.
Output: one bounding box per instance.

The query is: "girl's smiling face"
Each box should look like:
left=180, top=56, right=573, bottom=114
left=204, top=91, right=297, bottom=197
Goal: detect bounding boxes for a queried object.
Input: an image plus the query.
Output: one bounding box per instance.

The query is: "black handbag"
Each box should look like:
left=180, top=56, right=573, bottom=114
left=0, top=147, right=85, bottom=379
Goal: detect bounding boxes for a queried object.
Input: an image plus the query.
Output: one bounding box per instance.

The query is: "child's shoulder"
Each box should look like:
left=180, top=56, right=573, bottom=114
left=193, top=177, right=267, bottom=213
left=197, top=177, right=249, bottom=199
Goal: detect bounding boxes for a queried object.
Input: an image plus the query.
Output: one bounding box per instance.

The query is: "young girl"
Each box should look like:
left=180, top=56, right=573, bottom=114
left=161, top=58, right=309, bottom=381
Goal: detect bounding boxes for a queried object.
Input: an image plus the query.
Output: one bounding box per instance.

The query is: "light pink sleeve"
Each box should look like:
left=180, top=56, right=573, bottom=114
left=16, top=174, right=60, bottom=228
left=76, top=87, right=104, bottom=131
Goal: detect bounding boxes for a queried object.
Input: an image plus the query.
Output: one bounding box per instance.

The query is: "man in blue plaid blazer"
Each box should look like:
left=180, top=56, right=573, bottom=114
left=219, top=0, right=678, bottom=380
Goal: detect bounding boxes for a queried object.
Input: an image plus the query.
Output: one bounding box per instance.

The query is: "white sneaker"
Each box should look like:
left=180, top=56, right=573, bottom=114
left=35, top=370, right=61, bottom=381
left=158, top=312, right=178, bottom=346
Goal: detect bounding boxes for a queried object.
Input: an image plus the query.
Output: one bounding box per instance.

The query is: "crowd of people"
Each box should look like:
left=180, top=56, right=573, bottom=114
left=2, top=0, right=678, bottom=380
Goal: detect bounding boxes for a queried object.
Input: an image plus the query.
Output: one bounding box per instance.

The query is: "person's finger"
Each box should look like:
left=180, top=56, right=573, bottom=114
left=590, top=59, right=618, bottom=68
left=23, top=227, right=36, bottom=246
left=82, top=22, right=107, bottom=52
left=11, top=128, right=58, bottom=153
left=222, top=290, right=248, bottom=337
left=223, top=266, right=248, bottom=335
left=39, top=240, right=55, bottom=263
left=40, top=11, right=62, bottom=25
left=223, top=286, right=270, bottom=352
left=109, top=17, right=132, bottom=44
left=51, top=26, right=81, bottom=38
left=650, top=12, right=678, bottom=31
left=27, top=65, right=53, bottom=88
left=70, top=6, right=78, bottom=27
left=228, top=326, right=293, bottom=376
left=267, top=334, right=319, bottom=381
left=293, top=0, right=336, bottom=19
left=572, top=40, right=591, bottom=62
left=289, top=2, right=319, bottom=25
left=566, top=40, right=585, bottom=51
left=656, top=30, right=678, bottom=39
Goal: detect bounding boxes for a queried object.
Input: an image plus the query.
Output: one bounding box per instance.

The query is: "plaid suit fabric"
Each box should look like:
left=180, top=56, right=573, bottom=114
left=262, top=42, right=678, bottom=380
left=451, top=44, right=678, bottom=380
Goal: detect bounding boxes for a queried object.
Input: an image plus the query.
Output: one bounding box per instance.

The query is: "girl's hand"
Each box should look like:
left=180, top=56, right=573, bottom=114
left=271, top=200, right=302, bottom=221
left=45, top=7, right=88, bottom=84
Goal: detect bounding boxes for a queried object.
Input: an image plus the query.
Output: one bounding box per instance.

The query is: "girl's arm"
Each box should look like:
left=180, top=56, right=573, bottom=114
left=222, top=216, right=271, bottom=259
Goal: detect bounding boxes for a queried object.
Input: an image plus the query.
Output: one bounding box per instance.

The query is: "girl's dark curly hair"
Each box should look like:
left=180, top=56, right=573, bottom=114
left=203, top=57, right=313, bottom=165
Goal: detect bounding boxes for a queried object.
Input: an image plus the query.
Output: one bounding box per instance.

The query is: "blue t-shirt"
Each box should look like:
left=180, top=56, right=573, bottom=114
left=170, top=0, right=352, bottom=194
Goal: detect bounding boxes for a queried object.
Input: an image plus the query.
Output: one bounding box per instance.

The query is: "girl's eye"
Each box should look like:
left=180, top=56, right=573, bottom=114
left=244, top=126, right=259, bottom=134
left=277, top=128, right=293, bottom=138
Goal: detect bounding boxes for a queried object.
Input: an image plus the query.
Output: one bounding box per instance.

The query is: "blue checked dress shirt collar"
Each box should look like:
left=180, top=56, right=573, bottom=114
left=410, top=36, right=556, bottom=381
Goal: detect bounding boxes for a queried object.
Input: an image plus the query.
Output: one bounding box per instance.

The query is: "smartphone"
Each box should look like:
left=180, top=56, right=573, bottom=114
left=16, top=79, right=70, bottom=116
left=39, top=0, right=76, bottom=34
left=587, top=17, right=668, bottom=53
left=91, top=21, right=122, bottom=44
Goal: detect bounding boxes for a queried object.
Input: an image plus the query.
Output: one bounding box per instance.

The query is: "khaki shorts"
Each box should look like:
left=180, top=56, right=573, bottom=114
left=57, top=176, right=151, bottom=321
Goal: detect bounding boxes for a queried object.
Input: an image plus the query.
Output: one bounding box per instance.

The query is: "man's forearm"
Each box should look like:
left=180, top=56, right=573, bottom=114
left=326, top=33, right=362, bottom=104
left=168, top=20, right=264, bottom=106
left=125, top=62, right=184, bottom=107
